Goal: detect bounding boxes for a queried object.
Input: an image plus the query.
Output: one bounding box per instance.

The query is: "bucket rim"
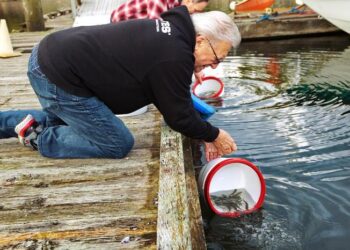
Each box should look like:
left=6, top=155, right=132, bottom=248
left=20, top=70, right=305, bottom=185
left=204, top=157, right=266, bottom=217
left=192, top=76, right=224, bottom=98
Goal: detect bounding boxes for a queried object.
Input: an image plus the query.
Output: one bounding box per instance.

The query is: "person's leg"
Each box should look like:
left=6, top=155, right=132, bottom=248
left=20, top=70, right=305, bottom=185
left=0, top=44, right=64, bottom=139
left=0, top=110, right=48, bottom=138
left=26, top=45, right=134, bottom=159
left=35, top=90, right=134, bottom=158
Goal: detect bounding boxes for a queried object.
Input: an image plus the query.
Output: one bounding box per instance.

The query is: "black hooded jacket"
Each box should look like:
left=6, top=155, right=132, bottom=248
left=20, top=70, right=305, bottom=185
left=38, top=6, right=219, bottom=142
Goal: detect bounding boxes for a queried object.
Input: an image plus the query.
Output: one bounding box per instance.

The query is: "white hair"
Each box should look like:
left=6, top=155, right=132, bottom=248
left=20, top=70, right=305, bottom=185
left=191, top=11, right=241, bottom=48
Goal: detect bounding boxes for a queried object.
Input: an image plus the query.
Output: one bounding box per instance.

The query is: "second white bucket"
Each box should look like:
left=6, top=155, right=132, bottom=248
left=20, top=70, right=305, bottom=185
left=192, top=76, right=224, bottom=99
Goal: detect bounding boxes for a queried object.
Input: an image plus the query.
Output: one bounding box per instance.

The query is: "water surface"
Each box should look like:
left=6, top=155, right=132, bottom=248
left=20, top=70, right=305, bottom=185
left=199, top=35, right=350, bottom=250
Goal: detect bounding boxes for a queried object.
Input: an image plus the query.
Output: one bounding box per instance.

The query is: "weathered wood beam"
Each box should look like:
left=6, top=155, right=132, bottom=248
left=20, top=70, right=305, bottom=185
left=157, top=123, right=206, bottom=249
left=70, top=0, right=78, bottom=18
left=235, top=15, right=342, bottom=40
left=22, top=0, right=45, bottom=31
left=182, top=137, right=207, bottom=249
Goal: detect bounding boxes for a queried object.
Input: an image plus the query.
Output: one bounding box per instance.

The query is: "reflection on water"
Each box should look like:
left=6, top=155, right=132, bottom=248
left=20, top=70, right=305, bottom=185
left=211, top=189, right=255, bottom=213
left=287, top=47, right=350, bottom=106
left=199, top=35, right=350, bottom=250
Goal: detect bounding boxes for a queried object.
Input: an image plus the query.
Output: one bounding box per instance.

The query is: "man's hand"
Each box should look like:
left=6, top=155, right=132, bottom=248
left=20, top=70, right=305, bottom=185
left=194, top=70, right=204, bottom=83
left=213, top=129, right=237, bottom=155
left=204, top=142, right=222, bottom=162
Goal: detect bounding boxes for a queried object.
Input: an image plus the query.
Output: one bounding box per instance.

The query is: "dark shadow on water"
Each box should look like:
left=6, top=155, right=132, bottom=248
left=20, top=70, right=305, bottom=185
left=205, top=211, right=265, bottom=250
left=286, top=81, right=350, bottom=106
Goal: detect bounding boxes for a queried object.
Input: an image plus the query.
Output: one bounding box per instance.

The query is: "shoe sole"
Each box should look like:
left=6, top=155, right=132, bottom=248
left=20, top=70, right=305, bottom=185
left=15, top=114, right=35, bottom=139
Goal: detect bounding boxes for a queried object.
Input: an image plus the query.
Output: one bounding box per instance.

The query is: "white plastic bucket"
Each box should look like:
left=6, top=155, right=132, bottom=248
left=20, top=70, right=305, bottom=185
left=198, top=158, right=266, bottom=217
left=192, top=76, right=224, bottom=99
left=116, top=106, right=148, bottom=117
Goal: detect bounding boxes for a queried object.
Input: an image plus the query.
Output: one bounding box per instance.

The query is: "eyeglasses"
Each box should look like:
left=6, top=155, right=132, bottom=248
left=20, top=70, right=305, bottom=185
left=206, top=38, right=224, bottom=65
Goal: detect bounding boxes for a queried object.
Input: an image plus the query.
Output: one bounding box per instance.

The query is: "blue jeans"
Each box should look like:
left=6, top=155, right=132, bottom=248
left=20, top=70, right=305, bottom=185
left=0, top=45, right=134, bottom=158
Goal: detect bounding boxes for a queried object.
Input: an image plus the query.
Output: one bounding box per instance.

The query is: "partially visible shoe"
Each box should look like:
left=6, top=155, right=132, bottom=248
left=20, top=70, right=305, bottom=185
left=14, top=114, right=42, bottom=150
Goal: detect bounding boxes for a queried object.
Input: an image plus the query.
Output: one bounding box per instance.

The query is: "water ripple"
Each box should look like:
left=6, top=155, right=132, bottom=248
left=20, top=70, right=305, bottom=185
left=205, top=36, right=350, bottom=250
left=303, top=169, right=343, bottom=176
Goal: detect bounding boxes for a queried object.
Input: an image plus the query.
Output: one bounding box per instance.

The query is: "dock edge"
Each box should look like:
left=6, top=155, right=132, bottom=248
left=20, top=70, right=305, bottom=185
left=157, top=123, right=206, bottom=249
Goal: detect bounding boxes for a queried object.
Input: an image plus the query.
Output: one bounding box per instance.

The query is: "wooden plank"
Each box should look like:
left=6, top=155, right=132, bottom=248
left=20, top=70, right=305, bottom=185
left=157, top=124, right=206, bottom=249
left=183, top=138, right=206, bottom=249
left=157, top=124, right=191, bottom=249
left=235, top=16, right=343, bottom=40
left=23, top=0, right=45, bottom=31
left=0, top=214, right=158, bottom=249
left=0, top=119, right=160, bottom=249
left=0, top=12, right=161, bottom=249
left=71, top=0, right=78, bottom=17
left=0, top=114, right=161, bottom=249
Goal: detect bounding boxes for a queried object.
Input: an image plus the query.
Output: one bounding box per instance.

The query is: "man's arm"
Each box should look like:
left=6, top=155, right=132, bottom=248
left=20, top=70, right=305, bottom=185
left=147, top=61, right=237, bottom=158
left=146, top=61, right=219, bottom=142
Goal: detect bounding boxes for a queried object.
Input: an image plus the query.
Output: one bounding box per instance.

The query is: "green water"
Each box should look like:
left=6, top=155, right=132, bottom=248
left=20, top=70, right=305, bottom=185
left=197, top=34, right=350, bottom=250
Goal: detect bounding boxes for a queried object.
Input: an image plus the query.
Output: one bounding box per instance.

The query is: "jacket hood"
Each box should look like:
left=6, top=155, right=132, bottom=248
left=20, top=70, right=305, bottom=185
left=161, top=6, right=196, bottom=52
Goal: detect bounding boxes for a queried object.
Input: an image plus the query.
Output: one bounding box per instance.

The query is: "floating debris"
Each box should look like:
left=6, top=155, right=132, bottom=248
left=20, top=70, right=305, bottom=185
left=121, top=236, right=130, bottom=244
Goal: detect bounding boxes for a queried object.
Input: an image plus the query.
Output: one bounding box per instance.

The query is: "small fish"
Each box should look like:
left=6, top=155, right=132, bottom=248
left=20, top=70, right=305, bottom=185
left=210, top=189, right=254, bottom=212
left=198, top=90, right=218, bottom=99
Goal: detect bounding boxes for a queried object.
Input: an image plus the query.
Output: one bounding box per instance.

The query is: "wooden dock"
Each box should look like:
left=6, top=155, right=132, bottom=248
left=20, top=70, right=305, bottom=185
left=233, top=13, right=344, bottom=40
left=0, top=11, right=206, bottom=250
